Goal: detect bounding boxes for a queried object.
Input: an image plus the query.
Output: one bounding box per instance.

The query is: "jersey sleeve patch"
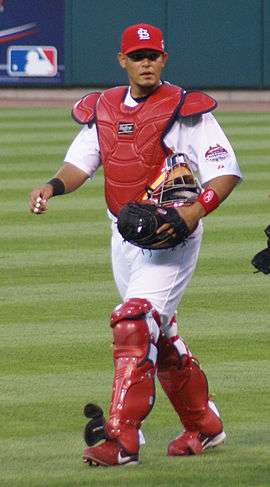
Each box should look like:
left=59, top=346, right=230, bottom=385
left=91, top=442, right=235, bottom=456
left=205, top=144, right=229, bottom=161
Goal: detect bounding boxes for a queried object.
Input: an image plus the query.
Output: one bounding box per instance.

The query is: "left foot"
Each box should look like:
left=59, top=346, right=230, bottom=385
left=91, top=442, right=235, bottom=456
left=83, top=439, right=139, bottom=467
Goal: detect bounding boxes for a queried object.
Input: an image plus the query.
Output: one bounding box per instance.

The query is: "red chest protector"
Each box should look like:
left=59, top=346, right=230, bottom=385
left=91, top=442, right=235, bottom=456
left=72, top=85, right=217, bottom=216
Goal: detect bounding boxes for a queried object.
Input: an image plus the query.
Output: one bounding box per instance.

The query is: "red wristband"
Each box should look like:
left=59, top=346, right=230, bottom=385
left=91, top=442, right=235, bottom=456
left=197, top=187, right=219, bottom=215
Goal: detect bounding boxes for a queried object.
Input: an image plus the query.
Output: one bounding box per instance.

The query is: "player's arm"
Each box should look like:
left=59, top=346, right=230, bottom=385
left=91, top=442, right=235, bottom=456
left=156, top=174, right=239, bottom=237
left=174, top=111, right=242, bottom=233
left=176, top=174, right=240, bottom=232
left=28, top=162, right=89, bottom=214
left=29, top=121, right=101, bottom=214
left=54, top=162, right=90, bottom=193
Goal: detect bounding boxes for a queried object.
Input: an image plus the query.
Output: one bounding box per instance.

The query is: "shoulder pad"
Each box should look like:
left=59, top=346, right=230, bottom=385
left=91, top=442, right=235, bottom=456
left=178, top=91, right=217, bottom=118
left=72, top=92, right=101, bottom=124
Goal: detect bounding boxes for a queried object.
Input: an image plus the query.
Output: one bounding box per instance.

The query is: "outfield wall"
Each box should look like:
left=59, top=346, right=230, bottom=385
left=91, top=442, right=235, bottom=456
left=64, top=0, right=270, bottom=89
left=1, top=1, right=270, bottom=89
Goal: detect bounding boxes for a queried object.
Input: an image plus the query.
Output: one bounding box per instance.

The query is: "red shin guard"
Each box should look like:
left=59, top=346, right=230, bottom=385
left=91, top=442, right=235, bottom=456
left=157, top=333, right=222, bottom=435
left=105, top=299, right=159, bottom=454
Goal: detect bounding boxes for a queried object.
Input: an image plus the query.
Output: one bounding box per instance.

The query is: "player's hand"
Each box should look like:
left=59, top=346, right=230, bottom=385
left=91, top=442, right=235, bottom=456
left=176, top=207, right=197, bottom=233
left=176, top=203, right=206, bottom=233
left=156, top=205, right=199, bottom=238
left=28, top=184, right=54, bottom=214
left=156, top=222, right=177, bottom=238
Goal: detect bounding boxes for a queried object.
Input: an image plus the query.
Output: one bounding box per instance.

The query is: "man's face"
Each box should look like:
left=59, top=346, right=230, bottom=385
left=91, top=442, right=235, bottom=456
left=118, top=49, right=168, bottom=96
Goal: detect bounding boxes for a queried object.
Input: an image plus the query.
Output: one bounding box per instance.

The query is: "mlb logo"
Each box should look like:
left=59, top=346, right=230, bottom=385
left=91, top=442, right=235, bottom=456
left=7, top=46, right=57, bottom=77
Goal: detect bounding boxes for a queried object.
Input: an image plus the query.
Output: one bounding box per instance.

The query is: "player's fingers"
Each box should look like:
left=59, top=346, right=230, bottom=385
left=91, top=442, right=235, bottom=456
left=29, top=189, right=41, bottom=208
left=29, top=191, right=37, bottom=204
left=31, top=195, right=48, bottom=214
left=155, top=229, right=176, bottom=244
left=33, top=206, right=46, bottom=214
left=33, top=206, right=47, bottom=215
left=151, top=232, right=176, bottom=249
left=156, top=223, right=171, bottom=234
left=166, top=227, right=175, bottom=236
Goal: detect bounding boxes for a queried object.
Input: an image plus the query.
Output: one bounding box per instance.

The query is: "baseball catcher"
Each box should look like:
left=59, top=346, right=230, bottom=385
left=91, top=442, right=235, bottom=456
left=29, top=22, right=242, bottom=467
left=251, top=225, right=270, bottom=274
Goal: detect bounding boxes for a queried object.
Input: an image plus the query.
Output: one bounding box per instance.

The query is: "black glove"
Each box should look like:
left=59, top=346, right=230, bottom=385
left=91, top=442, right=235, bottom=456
left=251, top=225, right=270, bottom=274
left=117, top=202, right=190, bottom=250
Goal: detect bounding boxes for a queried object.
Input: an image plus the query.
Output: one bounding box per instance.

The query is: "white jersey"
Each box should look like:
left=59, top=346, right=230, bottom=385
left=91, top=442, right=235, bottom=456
left=64, top=87, right=242, bottom=185
left=64, top=87, right=242, bottom=323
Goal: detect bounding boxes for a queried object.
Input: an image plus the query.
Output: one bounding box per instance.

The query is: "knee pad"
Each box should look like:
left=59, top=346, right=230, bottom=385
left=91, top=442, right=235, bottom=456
left=106, top=298, right=160, bottom=454
left=111, top=298, right=160, bottom=342
left=110, top=297, right=160, bottom=389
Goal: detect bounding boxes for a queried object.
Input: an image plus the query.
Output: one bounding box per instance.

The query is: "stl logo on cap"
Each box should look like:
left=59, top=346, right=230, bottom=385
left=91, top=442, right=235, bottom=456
left=121, top=23, right=165, bottom=54
left=137, top=28, right=150, bottom=40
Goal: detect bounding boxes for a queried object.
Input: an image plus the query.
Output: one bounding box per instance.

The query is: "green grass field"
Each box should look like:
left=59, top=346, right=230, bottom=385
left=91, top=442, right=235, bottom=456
left=0, top=107, right=269, bottom=487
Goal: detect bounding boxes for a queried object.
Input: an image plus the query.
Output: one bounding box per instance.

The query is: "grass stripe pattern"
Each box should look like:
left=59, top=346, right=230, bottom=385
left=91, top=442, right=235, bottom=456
left=0, top=108, right=269, bottom=487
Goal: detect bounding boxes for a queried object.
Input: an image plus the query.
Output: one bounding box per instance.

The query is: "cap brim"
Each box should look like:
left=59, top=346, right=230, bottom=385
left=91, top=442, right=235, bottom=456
left=123, top=44, right=164, bottom=54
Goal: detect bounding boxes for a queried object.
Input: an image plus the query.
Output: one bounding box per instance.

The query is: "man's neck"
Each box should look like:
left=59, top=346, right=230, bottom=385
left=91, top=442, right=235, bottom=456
left=131, top=94, right=148, bottom=103
left=130, top=82, right=161, bottom=99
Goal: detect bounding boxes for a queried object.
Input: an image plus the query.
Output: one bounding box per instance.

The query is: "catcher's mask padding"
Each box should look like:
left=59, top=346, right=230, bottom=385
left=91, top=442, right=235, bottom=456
left=146, top=153, right=201, bottom=207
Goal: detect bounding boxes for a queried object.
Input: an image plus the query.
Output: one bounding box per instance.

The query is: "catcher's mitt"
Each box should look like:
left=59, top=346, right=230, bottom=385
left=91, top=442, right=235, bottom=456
left=251, top=224, right=270, bottom=275
left=117, top=202, right=190, bottom=250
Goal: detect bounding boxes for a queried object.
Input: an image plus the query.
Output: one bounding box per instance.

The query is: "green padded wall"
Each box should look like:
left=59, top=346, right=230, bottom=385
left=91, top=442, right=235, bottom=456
left=64, top=0, right=268, bottom=89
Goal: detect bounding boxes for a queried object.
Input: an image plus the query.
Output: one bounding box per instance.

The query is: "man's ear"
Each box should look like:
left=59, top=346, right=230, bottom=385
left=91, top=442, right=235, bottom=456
left=161, top=52, right=168, bottom=68
left=117, top=52, right=126, bottom=69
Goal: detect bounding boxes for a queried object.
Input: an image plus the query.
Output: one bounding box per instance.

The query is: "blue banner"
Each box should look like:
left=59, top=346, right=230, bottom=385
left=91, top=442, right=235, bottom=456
left=0, top=0, right=64, bottom=85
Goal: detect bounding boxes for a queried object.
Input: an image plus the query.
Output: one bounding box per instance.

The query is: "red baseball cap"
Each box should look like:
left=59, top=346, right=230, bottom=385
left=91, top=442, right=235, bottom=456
left=121, top=23, right=165, bottom=55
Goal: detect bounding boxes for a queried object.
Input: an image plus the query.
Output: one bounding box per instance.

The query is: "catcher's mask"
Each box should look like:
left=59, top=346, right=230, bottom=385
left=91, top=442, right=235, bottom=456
left=143, top=153, right=201, bottom=207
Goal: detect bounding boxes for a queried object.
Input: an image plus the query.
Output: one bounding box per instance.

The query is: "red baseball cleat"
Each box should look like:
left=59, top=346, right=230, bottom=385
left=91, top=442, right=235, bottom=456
left=167, top=429, right=226, bottom=456
left=83, top=439, right=139, bottom=467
